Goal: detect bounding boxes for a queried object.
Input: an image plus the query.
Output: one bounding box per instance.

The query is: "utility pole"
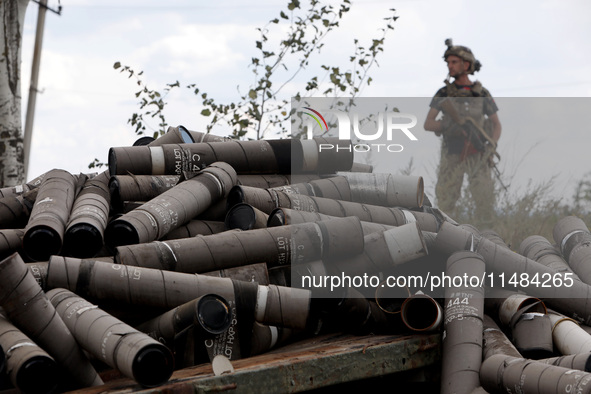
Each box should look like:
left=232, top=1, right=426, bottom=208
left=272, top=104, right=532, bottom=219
left=23, top=0, right=61, bottom=181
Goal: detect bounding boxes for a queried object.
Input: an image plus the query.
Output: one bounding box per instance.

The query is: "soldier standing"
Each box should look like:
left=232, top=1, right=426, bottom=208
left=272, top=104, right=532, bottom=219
left=424, top=39, right=502, bottom=225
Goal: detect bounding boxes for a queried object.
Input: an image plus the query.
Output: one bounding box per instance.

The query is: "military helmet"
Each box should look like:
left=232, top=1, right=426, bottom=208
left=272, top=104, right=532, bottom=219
left=443, top=38, right=481, bottom=74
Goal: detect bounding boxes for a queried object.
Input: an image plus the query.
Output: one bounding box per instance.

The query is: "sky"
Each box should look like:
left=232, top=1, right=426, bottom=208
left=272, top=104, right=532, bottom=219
left=20, top=0, right=591, bottom=205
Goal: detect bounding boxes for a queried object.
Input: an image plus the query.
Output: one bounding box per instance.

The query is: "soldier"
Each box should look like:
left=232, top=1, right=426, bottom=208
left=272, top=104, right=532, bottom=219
left=424, top=39, right=502, bottom=225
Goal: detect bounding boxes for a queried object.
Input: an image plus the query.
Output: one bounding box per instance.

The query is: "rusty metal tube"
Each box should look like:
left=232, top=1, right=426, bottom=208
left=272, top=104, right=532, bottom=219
left=400, top=291, right=443, bottom=332
left=553, top=215, right=591, bottom=285
left=0, top=253, right=102, bottom=388
left=63, top=171, right=111, bottom=258
left=0, top=313, right=58, bottom=394
left=484, top=289, right=552, bottom=359
left=45, top=257, right=313, bottom=331
left=22, top=169, right=83, bottom=261
left=115, top=217, right=364, bottom=273
left=310, top=287, right=397, bottom=335
left=440, top=251, right=485, bottom=394
left=520, top=234, right=580, bottom=280
left=434, top=221, right=591, bottom=325
left=47, top=288, right=174, bottom=387
left=229, top=185, right=440, bottom=232
left=480, top=354, right=591, bottom=394
left=482, top=314, right=522, bottom=359
left=104, top=162, right=237, bottom=248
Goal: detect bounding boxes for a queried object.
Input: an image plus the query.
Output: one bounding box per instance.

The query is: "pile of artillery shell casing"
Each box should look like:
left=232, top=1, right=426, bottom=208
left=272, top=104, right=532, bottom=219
left=1, top=126, right=591, bottom=393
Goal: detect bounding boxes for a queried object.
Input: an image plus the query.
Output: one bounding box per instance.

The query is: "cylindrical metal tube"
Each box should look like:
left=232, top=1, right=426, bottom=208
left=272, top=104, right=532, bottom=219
left=400, top=292, right=443, bottom=332
left=63, top=171, right=111, bottom=258
left=484, top=289, right=551, bottom=359
left=0, top=229, right=24, bottom=261
left=224, top=203, right=269, bottom=230
left=440, top=251, right=485, bottom=394
left=482, top=314, right=522, bottom=360
left=109, top=137, right=353, bottom=176
left=537, top=353, right=591, bottom=372
left=553, top=215, right=591, bottom=285
left=374, top=282, right=411, bottom=316
left=520, top=234, right=580, bottom=280
left=434, top=221, right=591, bottom=325
left=509, top=306, right=553, bottom=360
left=548, top=311, right=591, bottom=354
left=0, top=171, right=48, bottom=199
left=26, top=261, right=49, bottom=290
left=0, top=253, right=102, bottom=388
left=230, top=185, right=440, bottom=232
left=46, top=257, right=312, bottom=331
left=109, top=174, right=180, bottom=211
left=311, top=287, right=397, bottom=335
left=484, top=289, right=547, bottom=328
left=0, top=189, right=38, bottom=229
left=22, top=169, right=82, bottom=261
left=115, top=216, right=365, bottom=273
left=238, top=174, right=320, bottom=188
left=202, top=262, right=270, bottom=285
left=104, top=162, right=237, bottom=248
left=336, top=172, right=424, bottom=209
left=349, top=162, right=373, bottom=173
left=135, top=294, right=232, bottom=346
left=160, top=220, right=227, bottom=240
left=329, top=222, right=428, bottom=279
left=480, top=229, right=509, bottom=249
left=150, top=125, right=231, bottom=146
left=480, top=354, right=591, bottom=394
left=47, top=288, right=174, bottom=387
left=0, top=313, right=58, bottom=394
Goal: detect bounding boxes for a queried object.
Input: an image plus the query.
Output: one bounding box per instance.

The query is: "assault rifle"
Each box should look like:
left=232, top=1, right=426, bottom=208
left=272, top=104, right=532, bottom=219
left=439, top=98, right=508, bottom=191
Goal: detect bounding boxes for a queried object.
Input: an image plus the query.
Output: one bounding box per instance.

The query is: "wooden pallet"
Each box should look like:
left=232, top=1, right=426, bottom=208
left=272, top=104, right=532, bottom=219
left=72, top=332, right=441, bottom=393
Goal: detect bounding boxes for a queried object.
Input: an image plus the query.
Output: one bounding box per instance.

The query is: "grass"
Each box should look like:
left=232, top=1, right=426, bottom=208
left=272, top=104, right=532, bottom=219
left=441, top=174, right=591, bottom=251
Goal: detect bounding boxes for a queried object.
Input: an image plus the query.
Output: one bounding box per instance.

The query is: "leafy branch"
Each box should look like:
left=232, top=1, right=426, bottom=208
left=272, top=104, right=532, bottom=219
left=113, top=1, right=399, bottom=144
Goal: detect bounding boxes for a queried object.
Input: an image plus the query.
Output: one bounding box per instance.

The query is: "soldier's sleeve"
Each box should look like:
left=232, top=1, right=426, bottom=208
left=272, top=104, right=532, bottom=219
left=481, top=87, right=499, bottom=116
left=429, top=87, right=447, bottom=110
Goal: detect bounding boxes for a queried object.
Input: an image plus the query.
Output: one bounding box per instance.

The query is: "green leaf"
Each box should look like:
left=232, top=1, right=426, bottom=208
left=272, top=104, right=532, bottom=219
left=248, top=89, right=257, bottom=99
left=113, top=61, right=121, bottom=69
left=201, top=109, right=211, bottom=116
left=287, top=0, right=300, bottom=11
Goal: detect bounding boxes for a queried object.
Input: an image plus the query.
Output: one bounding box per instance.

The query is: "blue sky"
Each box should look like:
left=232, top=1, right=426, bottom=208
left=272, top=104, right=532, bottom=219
left=20, top=0, right=591, bottom=203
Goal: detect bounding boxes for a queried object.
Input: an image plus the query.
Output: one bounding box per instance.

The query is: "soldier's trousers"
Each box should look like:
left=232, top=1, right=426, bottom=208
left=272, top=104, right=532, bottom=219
left=435, top=149, right=495, bottom=225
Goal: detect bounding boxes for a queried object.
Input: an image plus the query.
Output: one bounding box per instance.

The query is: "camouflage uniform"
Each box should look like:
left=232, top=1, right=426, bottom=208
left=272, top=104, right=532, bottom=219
left=430, top=81, right=499, bottom=223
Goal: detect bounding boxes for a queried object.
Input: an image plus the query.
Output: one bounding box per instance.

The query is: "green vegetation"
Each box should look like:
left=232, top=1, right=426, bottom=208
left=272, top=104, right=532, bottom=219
left=447, top=175, right=591, bottom=250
